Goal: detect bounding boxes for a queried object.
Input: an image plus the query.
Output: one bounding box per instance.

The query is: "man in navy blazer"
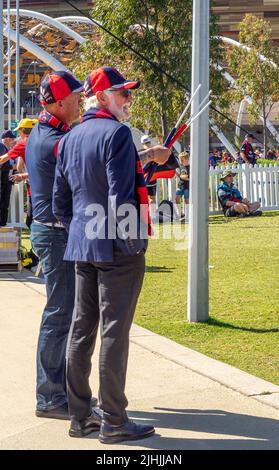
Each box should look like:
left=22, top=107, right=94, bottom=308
left=53, top=67, right=170, bottom=443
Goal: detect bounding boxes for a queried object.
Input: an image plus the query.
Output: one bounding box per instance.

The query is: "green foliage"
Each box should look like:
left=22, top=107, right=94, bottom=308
left=227, top=14, right=279, bottom=153
left=255, top=159, right=279, bottom=166
left=71, top=0, right=229, bottom=140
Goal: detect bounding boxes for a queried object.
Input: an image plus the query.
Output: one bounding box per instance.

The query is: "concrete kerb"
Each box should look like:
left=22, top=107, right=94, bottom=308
left=8, top=269, right=279, bottom=413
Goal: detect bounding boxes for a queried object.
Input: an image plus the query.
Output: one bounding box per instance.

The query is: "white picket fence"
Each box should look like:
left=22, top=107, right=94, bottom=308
left=156, top=163, right=279, bottom=214
left=209, top=164, right=279, bottom=214
left=7, top=164, right=279, bottom=227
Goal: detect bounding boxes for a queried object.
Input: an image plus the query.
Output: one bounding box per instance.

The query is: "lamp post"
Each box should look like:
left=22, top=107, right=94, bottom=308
left=28, top=90, right=36, bottom=116
left=7, top=0, right=12, bottom=128
left=0, top=0, right=4, bottom=133
left=31, top=60, right=39, bottom=89
left=187, top=0, right=210, bottom=322
left=15, top=0, right=20, bottom=122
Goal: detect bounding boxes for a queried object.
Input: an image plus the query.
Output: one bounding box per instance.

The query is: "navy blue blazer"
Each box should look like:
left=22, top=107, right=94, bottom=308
left=52, top=109, right=148, bottom=262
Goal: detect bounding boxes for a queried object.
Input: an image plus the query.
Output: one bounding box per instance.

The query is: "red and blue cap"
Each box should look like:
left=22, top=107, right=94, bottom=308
left=83, top=66, right=140, bottom=98
left=40, top=71, right=84, bottom=105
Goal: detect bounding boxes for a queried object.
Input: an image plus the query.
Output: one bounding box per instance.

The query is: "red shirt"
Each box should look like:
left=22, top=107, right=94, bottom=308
left=8, top=140, right=26, bottom=162
left=8, top=140, right=30, bottom=196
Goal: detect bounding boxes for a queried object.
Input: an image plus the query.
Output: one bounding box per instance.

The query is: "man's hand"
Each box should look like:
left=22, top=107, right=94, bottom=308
left=9, top=173, right=28, bottom=183
left=147, top=145, right=171, bottom=164
left=0, top=154, right=9, bottom=166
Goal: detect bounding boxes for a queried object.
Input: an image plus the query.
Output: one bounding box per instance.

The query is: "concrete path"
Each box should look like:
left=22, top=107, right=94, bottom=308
left=1, top=269, right=279, bottom=450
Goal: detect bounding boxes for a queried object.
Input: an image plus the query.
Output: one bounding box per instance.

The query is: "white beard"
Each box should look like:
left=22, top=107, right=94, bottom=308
left=107, top=94, right=131, bottom=121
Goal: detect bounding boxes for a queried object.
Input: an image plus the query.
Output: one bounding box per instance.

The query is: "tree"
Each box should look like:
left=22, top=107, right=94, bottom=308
left=72, top=0, right=229, bottom=142
left=227, top=14, right=279, bottom=156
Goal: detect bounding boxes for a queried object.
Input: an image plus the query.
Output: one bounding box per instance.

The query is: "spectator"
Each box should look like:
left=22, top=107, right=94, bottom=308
left=25, top=71, right=86, bottom=421
left=0, top=120, right=38, bottom=228
left=240, top=134, right=256, bottom=165
left=218, top=170, right=262, bottom=217
left=267, top=149, right=276, bottom=160
left=0, top=130, right=17, bottom=226
left=175, top=151, right=190, bottom=219
left=213, top=148, right=222, bottom=162
left=53, top=66, right=162, bottom=443
left=208, top=150, right=217, bottom=168
left=221, top=151, right=229, bottom=166
left=254, top=149, right=261, bottom=161
left=141, top=134, right=157, bottom=205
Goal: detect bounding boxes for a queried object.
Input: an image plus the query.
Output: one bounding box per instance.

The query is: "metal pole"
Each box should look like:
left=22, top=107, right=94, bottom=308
left=187, top=0, right=209, bottom=322
left=7, top=0, right=12, bottom=128
left=0, top=0, right=4, bottom=133
left=15, top=0, right=20, bottom=121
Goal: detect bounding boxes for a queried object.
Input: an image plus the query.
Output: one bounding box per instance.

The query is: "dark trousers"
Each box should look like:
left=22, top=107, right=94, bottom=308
left=31, top=222, right=75, bottom=410
left=0, top=170, right=12, bottom=226
left=66, top=247, right=145, bottom=425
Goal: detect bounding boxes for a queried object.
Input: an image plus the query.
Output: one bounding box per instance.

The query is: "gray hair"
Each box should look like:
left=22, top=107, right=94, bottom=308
left=83, top=95, right=100, bottom=111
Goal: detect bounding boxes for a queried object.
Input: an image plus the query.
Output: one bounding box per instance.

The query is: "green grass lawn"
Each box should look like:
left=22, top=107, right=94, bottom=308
left=21, top=214, right=279, bottom=385
left=135, top=212, right=279, bottom=386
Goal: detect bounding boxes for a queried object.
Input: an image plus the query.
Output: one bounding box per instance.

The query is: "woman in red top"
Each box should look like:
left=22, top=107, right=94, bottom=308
left=0, top=118, right=37, bottom=227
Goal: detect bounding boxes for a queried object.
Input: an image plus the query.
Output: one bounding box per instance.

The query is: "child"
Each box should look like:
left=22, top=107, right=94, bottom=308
left=175, top=151, right=190, bottom=219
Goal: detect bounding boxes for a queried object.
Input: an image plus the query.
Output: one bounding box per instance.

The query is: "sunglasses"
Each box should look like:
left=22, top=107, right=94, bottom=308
left=107, top=88, right=132, bottom=97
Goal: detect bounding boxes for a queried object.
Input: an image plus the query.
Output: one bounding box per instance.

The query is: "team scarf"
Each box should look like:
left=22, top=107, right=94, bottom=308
left=38, top=110, right=71, bottom=133
left=82, top=107, right=152, bottom=236
left=38, top=110, right=71, bottom=158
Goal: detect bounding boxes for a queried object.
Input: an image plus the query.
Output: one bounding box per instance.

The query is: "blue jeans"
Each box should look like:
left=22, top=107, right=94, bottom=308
left=30, top=222, right=75, bottom=411
left=176, top=188, right=189, bottom=199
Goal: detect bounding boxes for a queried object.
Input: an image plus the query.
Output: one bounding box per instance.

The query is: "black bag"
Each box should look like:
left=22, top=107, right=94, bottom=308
left=158, top=200, right=174, bottom=223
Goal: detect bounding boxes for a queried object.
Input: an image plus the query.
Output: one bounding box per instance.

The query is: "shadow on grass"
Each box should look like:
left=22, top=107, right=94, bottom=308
left=209, top=211, right=279, bottom=226
left=146, top=266, right=175, bottom=273
left=207, top=317, right=279, bottom=334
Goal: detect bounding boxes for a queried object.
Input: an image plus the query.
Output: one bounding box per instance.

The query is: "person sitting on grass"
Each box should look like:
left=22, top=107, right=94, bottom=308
left=218, top=170, right=262, bottom=218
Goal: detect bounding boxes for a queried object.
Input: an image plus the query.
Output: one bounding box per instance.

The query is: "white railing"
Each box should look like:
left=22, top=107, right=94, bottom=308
left=156, top=164, right=279, bottom=215
left=7, top=182, right=26, bottom=227
left=208, top=164, right=279, bottom=214
left=7, top=164, right=279, bottom=228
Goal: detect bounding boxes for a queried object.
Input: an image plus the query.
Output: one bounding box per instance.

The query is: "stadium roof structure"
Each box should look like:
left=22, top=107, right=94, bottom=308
left=2, top=7, right=99, bottom=108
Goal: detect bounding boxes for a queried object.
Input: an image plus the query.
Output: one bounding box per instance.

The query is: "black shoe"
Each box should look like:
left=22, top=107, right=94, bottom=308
left=249, top=210, right=262, bottom=217
left=36, top=397, right=98, bottom=421
left=69, top=410, right=102, bottom=438
left=36, top=403, right=69, bottom=420
left=99, top=419, right=155, bottom=444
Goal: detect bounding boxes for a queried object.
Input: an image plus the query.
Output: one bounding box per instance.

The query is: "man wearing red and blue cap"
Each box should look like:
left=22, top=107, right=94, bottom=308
left=25, top=71, right=97, bottom=421
left=53, top=66, right=170, bottom=443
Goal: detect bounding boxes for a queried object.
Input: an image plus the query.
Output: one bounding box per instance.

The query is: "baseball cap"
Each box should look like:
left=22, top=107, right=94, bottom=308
left=141, top=134, right=151, bottom=144
left=40, top=71, right=84, bottom=105
left=84, top=66, right=140, bottom=98
left=1, top=130, right=16, bottom=139
left=14, top=118, right=38, bottom=131
left=221, top=170, right=236, bottom=180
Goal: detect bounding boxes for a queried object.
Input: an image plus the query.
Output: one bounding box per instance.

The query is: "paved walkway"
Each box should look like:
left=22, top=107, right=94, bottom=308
left=1, top=269, right=279, bottom=450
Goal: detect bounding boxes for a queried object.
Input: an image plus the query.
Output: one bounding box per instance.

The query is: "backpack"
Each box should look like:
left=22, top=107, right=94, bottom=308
left=158, top=200, right=174, bottom=223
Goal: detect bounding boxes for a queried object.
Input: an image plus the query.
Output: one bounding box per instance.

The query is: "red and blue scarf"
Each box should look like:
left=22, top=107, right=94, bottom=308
left=82, top=107, right=152, bottom=236
left=38, top=110, right=71, bottom=158
left=38, top=110, right=71, bottom=133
